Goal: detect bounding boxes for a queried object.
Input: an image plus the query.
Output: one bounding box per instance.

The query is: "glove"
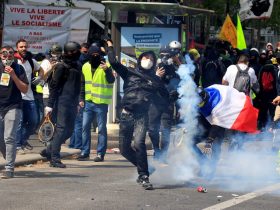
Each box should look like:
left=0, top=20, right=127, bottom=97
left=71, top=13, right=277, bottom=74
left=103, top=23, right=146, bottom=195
left=44, top=106, right=53, bottom=116
left=31, top=76, right=43, bottom=86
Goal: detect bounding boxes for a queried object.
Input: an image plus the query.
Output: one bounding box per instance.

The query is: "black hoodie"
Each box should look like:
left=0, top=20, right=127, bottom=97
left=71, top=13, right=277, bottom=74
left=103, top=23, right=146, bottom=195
left=107, top=47, right=169, bottom=113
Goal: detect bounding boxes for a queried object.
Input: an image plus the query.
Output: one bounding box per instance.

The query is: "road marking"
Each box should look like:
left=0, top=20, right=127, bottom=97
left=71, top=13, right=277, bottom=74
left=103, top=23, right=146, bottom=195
left=202, top=183, right=280, bottom=210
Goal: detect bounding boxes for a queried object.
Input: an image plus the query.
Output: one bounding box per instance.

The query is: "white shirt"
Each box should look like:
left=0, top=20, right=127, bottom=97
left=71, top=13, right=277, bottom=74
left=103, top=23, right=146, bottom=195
left=40, top=59, right=53, bottom=99
left=18, top=59, right=41, bottom=101
left=223, top=63, right=258, bottom=87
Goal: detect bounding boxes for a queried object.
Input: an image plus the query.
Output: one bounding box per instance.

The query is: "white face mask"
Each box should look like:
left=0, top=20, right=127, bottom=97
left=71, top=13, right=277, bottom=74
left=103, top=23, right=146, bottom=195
left=141, top=59, right=153, bottom=70
left=2, top=59, right=13, bottom=66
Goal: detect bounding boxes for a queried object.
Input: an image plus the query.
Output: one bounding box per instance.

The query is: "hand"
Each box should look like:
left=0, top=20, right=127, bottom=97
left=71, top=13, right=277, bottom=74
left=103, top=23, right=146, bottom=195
left=156, top=67, right=165, bottom=78
left=44, top=106, right=53, bottom=116
left=79, top=101, right=84, bottom=108
left=272, top=96, right=280, bottom=105
left=4, top=66, right=16, bottom=77
left=100, top=61, right=108, bottom=71
left=106, top=40, right=113, bottom=47
left=31, top=76, right=42, bottom=85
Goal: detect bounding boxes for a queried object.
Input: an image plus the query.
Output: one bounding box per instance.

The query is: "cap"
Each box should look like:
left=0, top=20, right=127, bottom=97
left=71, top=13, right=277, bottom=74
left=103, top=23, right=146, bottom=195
left=189, top=48, right=200, bottom=60
left=88, top=44, right=101, bottom=55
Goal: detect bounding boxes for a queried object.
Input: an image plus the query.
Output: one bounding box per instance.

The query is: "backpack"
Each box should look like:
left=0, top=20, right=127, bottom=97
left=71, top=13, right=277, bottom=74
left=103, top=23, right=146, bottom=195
left=260, top=65, right=275, bottom=92
left=233, top=65, right=251, bottom=95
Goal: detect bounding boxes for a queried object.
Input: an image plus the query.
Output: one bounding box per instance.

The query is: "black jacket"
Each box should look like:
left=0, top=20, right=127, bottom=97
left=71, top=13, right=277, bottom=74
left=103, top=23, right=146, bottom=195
left=107, top=47, right=169, bottom=113
left=47, top=58, right=81, bottom=108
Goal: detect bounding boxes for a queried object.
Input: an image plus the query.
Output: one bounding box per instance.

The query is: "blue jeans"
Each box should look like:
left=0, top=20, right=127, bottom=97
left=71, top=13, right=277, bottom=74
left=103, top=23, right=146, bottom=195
left=69, top=107, right=83, bottom=149
left=81, top=101, right=108, bottom=156
left=16, top=100, right=38, bottom=147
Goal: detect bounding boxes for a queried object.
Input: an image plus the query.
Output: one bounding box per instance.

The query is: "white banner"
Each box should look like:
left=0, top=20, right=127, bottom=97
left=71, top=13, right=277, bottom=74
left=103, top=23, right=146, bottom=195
left=3, top=28, right=70, bottom=53
left=3, top=4, right=90, bottom=53
left=239, top=0, right=274, bottom=21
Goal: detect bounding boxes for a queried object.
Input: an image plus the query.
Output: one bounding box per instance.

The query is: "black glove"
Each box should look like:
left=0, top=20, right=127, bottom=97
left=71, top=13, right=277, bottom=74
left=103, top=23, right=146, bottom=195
left=169, top=90, right=179, bottom=102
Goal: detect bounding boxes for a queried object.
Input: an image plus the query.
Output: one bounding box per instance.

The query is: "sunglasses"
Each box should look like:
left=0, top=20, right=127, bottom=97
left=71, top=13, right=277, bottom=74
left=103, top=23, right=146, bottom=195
left=1, top=51, right=14, bottom=56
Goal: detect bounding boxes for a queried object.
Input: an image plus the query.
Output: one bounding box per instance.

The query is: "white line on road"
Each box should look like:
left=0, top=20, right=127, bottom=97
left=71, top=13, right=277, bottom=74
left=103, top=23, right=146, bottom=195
left=202, top=183, right=280, bottom=210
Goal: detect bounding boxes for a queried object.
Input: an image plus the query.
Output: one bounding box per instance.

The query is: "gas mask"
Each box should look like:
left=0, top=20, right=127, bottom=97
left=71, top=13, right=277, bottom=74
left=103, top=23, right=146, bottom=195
left=141, top=59, right=153, bottom=70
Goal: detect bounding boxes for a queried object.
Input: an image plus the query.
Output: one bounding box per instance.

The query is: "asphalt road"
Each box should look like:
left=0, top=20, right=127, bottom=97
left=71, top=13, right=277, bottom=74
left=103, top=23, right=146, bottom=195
left=1, top=153, right=280, bottom=210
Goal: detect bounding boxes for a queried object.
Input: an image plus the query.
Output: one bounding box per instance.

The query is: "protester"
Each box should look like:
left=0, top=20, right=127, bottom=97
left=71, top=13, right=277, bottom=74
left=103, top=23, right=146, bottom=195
left=40, top=41, right=82, bottom=168
left=40, top=44, right=63, bottom=107
left=107, top=39, right=170, bottom=190
left=15, top=39, right=44, bottom=152
left=78, top=44, right=115, bottom=161
left=0, top=46, right=29, bottom=178
left=222, top=54, right=259, bottom=96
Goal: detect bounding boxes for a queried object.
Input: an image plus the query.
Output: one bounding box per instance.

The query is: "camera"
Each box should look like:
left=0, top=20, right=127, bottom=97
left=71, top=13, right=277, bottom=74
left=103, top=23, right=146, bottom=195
left=157, top=46, right=179, bottom=84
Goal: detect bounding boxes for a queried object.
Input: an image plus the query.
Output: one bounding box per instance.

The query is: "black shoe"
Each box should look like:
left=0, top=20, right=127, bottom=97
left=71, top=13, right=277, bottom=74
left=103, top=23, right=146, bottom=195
left=136, top=175, right=153, bottom=190
left=1, top=170, right=14, bottom=179
left=49, top=160, right=66, bottom=168
left=77, top=154, right=90, bottom=161
left=93, top=155, right=104, bottom=162
left=40, top=149, right=51, bottom=161
left=23, top=142, right=33, bottom=150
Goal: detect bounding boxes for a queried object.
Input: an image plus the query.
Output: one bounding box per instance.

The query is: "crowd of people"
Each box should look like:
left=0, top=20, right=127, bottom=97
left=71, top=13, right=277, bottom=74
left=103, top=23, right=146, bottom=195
left=0, top=37, right=280, bottom=190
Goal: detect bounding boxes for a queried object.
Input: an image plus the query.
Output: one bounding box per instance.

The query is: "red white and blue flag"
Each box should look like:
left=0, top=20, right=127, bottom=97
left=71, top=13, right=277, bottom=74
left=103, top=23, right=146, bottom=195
left=199, top=85, right=259, bottom=133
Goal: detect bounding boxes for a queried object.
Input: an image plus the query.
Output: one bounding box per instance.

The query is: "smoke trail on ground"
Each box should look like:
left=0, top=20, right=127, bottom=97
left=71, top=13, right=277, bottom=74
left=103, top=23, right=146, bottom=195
left=151, top=55, right=201, bottom=185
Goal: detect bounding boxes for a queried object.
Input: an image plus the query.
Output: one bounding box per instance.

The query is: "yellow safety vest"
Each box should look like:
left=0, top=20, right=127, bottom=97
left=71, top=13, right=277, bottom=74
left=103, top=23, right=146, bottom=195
left=82, top=62, right=113, bottom=104
left=35, top=68, right=43, bottom=94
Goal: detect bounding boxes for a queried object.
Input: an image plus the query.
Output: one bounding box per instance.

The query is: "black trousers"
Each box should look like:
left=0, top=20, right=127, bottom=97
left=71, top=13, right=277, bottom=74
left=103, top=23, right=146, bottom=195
left=119, top=111, right=149, bottom=176
left=47, top=105, right=77, bottom=161
left=148, top=103, right=173, bottom=159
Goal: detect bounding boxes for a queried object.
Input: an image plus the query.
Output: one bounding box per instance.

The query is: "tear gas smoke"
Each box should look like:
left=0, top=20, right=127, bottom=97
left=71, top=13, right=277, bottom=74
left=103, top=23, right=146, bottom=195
left=151, top=55, right=201, bottom=185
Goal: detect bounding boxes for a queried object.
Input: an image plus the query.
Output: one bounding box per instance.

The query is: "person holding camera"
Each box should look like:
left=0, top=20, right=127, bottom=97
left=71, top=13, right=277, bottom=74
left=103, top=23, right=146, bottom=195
left=106, top=39, right=169, bottom=190
left=77, top=44, right=115, bottom=162
left=148, top=45, right=180, bottom=162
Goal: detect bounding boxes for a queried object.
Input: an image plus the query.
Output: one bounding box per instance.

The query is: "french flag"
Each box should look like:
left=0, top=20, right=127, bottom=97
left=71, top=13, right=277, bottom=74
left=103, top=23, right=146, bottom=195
left=199, top=84, right=259, bottom=133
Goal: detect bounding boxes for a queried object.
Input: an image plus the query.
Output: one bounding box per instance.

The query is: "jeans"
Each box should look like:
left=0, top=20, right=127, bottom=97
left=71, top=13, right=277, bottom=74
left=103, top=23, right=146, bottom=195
left=34, top=93, right=44, bottom=127
left=69, top=107, right=83, bottom=149
left=119, top=111, right=149, bottom=176
left=46, top=105, right=77, bottom=161
left=81, top=101, right=108, bottom=156
left=148, top=103, right=173, bottom=160
left=16, top=100, right=38, bottom=147
left=0, top=109, right=21, bottom=171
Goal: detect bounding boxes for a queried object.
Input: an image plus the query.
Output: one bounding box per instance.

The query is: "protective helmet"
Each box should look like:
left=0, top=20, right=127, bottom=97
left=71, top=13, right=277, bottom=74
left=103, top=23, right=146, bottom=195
left=64, top=41, right=81, bottom=54
left=169, top=41, right=182, bottom=50
left=50, top=44, right=62, bottom=54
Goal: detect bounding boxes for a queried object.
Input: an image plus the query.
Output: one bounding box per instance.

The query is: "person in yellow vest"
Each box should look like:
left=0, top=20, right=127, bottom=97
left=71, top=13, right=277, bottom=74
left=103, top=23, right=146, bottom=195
left=33, top=53, right=46, bottom=129
left=77, top=44, right=115, bottom=161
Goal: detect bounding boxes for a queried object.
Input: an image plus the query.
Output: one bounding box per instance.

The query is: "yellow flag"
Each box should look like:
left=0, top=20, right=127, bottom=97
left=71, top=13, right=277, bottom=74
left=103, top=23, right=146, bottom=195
left=237, top=14, right=247, bottom=50
left=218, top=14, right=237, bottom=48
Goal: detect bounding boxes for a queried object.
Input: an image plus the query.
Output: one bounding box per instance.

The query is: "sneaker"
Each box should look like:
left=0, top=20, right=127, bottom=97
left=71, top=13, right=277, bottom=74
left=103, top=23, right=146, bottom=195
left=23, top=142, right=33, bottom=150
left=40, top=149, right=51, bottom=161
left=1, top=170, right=14, bottom=179
left=77, top=154, right=90, bottom=161
left=16, top=147, right=25, bottom=155
left=93, top=155, right=104, bottom=162
left=136, top=175, right=153, bottom=190
left=49, top=160, right=66, bottom=168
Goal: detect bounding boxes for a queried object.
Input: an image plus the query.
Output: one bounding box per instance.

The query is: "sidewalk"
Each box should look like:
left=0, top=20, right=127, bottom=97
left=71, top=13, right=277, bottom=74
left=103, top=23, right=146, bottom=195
left=0, top=123, right=124, bottom=169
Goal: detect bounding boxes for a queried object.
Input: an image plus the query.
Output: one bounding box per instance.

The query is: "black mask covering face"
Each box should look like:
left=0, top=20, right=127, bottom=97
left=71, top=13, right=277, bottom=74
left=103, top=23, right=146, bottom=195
left=90, top=54, right=101, bottom=68
left=259, top=56, right=267, bottom=65
left=65, top=51, right=81, bottom=61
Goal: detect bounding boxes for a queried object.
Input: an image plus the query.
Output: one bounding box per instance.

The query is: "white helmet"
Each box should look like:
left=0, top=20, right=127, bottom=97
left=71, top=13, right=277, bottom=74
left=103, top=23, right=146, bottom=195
left=169, top=41, right=182, bottom=50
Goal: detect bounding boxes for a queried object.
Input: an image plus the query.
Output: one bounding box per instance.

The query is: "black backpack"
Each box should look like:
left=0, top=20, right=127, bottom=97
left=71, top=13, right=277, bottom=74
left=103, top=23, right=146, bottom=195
left=233, top=65, right=251, bottom=95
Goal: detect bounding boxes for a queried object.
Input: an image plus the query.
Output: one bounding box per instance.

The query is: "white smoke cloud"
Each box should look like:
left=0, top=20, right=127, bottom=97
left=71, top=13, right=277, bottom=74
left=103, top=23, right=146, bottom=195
left=151, top=55, right=201, bottom=185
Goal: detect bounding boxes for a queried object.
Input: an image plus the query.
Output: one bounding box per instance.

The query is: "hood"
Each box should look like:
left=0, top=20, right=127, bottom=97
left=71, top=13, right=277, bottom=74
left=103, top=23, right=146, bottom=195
left=137, top=51, right=157, bottom=73
left=14, top=51, right=33, bottom=62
